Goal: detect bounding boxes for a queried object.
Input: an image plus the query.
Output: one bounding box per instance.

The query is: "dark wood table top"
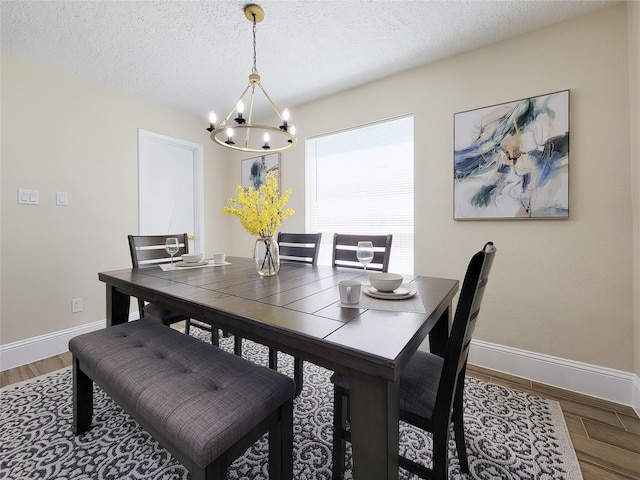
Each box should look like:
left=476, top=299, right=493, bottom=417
left=99, top=257, right=459, bottom=382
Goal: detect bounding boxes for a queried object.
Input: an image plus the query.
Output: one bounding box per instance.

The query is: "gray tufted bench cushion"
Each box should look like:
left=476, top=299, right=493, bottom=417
left=69, top=318, right=295, bottom=480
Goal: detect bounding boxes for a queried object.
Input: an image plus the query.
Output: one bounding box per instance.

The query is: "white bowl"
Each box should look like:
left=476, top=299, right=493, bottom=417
left=181, top=253, right=203, bottom=264
left=369, top=272, right=403, bottom=292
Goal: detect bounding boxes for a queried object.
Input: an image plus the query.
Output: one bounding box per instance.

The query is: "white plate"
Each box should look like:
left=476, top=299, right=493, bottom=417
left=176, top=260, right=209, bottom=267
left=363, top=283, right=417, bottom=300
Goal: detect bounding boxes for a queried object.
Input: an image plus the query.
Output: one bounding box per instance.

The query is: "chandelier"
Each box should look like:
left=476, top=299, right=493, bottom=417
left=207, top=4, right=296, bottom=153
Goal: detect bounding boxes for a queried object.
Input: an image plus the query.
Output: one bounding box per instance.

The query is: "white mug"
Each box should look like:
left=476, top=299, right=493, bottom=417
left=213, top=253, right=226, bottom=264
left=338, top=280, right=361, bottom=305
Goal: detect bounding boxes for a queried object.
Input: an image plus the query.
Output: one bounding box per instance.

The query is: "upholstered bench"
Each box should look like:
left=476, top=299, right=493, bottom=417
left=69, top=318, right=295, bottom=480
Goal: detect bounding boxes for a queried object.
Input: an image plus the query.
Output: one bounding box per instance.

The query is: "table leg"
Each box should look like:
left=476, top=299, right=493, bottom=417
left=429, top=305, right=451, bottom=358
left=106, top=284, right=130, bottom=326
left=349, top=372, right=399, bottom=480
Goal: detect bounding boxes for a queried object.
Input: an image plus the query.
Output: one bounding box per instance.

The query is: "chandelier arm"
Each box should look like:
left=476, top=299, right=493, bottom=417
left=257, top=83, right=285, bottom=122
left=246, top=84, right=257, bottom=125
left=243, top=85, right=257, bottom=148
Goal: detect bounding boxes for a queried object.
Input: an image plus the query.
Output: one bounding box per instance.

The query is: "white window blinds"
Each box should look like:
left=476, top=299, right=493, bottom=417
left=306, top=115, right=414, bottom=273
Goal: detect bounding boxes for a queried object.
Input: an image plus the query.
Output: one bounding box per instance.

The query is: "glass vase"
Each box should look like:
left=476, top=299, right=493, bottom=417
left=255, top=236, right=280, bottom=276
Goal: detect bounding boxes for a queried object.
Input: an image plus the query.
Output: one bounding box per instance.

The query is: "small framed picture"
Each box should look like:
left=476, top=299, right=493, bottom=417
left=241, top=153, right=280, bottom=190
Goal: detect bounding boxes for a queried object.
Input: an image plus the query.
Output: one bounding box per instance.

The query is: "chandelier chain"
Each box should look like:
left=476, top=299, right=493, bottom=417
left=252, top=14, right=258, bottom=75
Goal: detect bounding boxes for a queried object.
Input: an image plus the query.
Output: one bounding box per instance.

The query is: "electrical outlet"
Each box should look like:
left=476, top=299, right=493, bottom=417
left=72, top=298, right=83, bottom=313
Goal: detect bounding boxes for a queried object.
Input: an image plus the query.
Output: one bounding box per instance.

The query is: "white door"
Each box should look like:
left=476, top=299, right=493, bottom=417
left=138, top=129, right=204, bottom=253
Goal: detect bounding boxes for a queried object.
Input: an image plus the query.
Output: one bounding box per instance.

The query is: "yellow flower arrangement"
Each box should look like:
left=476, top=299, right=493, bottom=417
left=222, top=172, right=294, bottom=238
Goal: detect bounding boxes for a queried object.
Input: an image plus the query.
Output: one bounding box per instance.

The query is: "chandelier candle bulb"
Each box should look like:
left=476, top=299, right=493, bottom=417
left=280, top=108, right=290, bottom=130
left=207, top=111, right=216, bottom=131
left=263, top=132, right=270, bottom=149
left=234, top=101, right=245, bottom=124
left=225, top=128, right=234, bottom=145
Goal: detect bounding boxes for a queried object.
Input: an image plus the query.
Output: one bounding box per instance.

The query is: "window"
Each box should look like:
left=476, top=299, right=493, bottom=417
left=306, top=115, right=414, bottom=273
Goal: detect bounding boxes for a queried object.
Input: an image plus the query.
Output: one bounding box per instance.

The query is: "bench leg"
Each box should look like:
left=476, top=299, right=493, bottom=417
left=72, top=355, right=93, bottom=435
left=268, top=398, right=294, bottom=480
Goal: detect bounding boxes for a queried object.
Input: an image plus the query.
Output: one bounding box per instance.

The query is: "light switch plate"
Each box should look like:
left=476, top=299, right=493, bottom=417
left=56, top=191, right=69, bottom=206
left=18, top=189, right=39, bottom=205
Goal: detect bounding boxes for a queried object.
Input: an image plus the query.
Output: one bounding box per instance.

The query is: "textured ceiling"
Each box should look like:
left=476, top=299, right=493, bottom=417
left=1, top=0, right=619, bottom=121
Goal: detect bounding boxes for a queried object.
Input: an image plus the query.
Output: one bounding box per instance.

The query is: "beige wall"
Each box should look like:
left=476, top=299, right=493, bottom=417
left=268, top=4, right=635, bottom=372
left=629, top=0, right=640, bottom=378
left=0, top=56, right=235, bottom=343
left=1, top=4, right=637, bottom=377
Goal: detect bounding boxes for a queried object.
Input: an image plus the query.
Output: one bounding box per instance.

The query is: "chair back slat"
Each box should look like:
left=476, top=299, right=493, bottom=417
left=331, top=233, right=393, bottom=272
left=128, top=234, right=189, bottom=268
left=277, top=232, right=322, bottom=265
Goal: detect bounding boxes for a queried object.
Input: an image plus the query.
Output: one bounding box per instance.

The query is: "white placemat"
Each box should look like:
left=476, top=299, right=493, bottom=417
left=159, top=261, right=231, bottom=271
left=339, top=285, right=425, bottom=313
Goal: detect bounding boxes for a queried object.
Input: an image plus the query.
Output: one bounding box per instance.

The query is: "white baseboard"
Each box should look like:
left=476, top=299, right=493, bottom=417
left=0, top=313, right=137, bottom=371
left=2, top=322, right=639, bottom=415
left=633, top=375, right=640, bottom=417
left=469, top=339, right=640, bottom=415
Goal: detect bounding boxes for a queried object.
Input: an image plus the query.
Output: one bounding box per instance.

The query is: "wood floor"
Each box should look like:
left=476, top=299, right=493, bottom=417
left=2, top=354, right=638, bottom=479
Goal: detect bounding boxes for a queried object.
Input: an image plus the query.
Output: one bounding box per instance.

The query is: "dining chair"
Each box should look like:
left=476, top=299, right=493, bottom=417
left=330, top=241, right=497, bottom=480
left=127, top=234, right=219, bottom=345
left=266, top=232, right=323, bottom=396
left=331, top=233, right=393, bottom=272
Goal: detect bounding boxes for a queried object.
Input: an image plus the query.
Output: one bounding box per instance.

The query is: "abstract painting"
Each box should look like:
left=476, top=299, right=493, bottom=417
left=454, top=90, right=569, bottom=219
left=241, top=153, right=280, bottom=191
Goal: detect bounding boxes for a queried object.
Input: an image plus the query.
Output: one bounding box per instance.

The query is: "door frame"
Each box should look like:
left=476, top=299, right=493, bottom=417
left=137, top=129, right=205, bottom=253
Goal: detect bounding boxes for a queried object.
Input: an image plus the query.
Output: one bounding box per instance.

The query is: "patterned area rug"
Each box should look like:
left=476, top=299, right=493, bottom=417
left=1, top=332, right=583, bottom=479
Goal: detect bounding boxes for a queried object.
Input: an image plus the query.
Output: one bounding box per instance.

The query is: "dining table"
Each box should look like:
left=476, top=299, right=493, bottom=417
left=98, top=256, right=459, bottom=480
